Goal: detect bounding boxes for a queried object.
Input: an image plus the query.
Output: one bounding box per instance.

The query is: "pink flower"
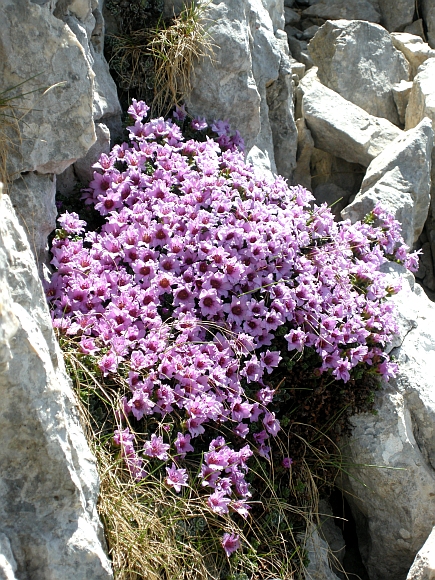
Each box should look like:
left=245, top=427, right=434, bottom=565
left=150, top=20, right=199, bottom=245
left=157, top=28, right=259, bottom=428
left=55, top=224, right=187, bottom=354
left=174, top=432, right=194, bottom=458
left=208, top=490, right=231, bottom=515
left=263, top=411, right=280, bottom=437
left=221, top=533, right=241, bottom=557
left=282, top=457, right=293, bottom=469
left=143, top=434, right=170, bottom=461
left=165, top=463, right=188, bottom=492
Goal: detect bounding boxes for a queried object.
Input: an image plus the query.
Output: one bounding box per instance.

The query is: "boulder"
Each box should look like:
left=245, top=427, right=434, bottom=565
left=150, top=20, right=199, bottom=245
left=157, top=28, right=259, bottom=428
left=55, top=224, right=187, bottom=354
left=391, top=34, right=435, bottom=79
left=0, top=186, right=113, bottom=580
left=341, top=117, right=434, bottom=247
left=302, top=0, right=381, bottom=23
left=340, top=264, right=435, bottom=580
left=308, top=20, right=410, bottom=125
left=421, top=0, right=435, bottom=49
left=0, top=0, right=96, bottom=177
left=377, top=0, right=415, bottom=32
left=406, top=527, right=435, bottom=580
left=299, top=74, right=403, bottom=166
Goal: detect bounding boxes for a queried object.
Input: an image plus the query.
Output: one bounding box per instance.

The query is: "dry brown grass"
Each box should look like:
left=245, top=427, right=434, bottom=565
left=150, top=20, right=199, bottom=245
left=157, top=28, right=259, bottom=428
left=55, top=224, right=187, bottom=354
left=148, top=1, right=214, bottom=116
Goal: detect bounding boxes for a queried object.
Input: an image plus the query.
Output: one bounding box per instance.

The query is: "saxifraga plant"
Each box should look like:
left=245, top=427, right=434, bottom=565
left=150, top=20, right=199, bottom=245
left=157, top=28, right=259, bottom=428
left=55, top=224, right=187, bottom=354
left=47, top=100, right=419, bottom=579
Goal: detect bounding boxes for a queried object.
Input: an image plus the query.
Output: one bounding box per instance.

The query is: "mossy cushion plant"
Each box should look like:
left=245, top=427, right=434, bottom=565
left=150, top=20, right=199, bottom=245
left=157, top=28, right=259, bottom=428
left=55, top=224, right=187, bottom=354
left=47, top=101, right=418, bottom=579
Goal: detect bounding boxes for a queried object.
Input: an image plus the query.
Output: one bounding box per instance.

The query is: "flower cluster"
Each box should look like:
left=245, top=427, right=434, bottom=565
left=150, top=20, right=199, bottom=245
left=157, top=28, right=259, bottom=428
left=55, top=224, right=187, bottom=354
left=47, top=100, right=417, bottom=553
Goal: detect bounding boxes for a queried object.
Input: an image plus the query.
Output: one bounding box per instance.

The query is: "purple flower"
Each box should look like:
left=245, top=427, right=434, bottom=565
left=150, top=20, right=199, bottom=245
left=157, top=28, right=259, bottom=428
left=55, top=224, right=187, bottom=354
left=143, top=434, right=170, bottom=461
left=221, top=533, right=241, bottom=557
left=191, top=117, right=208, bottom=131
left=174, top=432, right=194, bottom=458
left=165, top=463, right=188, bottom=492
left=58, top=211, right=87, bottom=235
left=207, top=490, right=231, bottom=515
left=98, top=352, right=118, bottom=376
left=282, top=457, right=293, bottom=469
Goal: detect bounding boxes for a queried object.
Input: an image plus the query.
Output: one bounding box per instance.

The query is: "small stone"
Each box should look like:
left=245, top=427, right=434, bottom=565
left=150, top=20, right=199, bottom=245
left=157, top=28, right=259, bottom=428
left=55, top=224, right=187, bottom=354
left=302, top=0, right=381, bottom=23
left=284, top=6, right=300, bottom=25
left=391, top=33, right=435, bottom=79
left=404, top=19, right=426, bottom=39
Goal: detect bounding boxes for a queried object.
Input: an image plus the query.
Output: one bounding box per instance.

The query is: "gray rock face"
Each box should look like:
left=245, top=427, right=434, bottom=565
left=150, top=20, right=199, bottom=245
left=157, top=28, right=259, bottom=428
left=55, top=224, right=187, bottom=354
left=309, top=20, right=410, bottom=125
left=406, top=527, right=435, bottom=580
left=406, top=59, right=435, bottom=132
left=342, top=117, right=434, bottom=246
left=8, top=173, right=57, bottom=275
left=0, top=186, right=113, bottom=580
left=302, top=0, right=381, bottom=23
left=299, top=73, right=403, bottom=166
left=0, top=0, right=96, bottom=177
left=74, top=122, right=111, bottom=184
left=187, top=0, right=297, bottom=180
left=391, top=34, right=435, bottom=79
left=377, top=0, right=415, bottom=32
left=340, top=264, right=435, bottom=580
left=304, top=529, right=341, bottom=580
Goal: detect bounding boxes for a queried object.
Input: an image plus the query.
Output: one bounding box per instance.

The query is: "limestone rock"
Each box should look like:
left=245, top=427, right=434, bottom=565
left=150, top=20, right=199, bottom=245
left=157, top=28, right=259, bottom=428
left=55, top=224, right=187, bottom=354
left=392, top=80, right=413, bottom=126
left=415, top=242, right=435, bottom=292
left=188, top=0, right=297, bottom=179
left=406, top=527, right=435, bottom=580
left=299, top=75, right=403, bottom=166
left=304, top=529, right=341, bottom=580
left=8, top=173, right=57, bottom=274
left=391, top=33, right=435, bottom=79
left=294, top=117, right=314, bottom=189
left=421, top=0, right=435, bottom=49
left=62, top=8, right=121, bottom=122
left=284, top=6, right=300, bottom=24
left=0, top=533, right=17, bottom=580
left=406, top=59, right=435, bottom=132
left=340, top=265, right=435, bottom=580
left=266, top=34, right=298, bottom=181
left=308, top=20, right=410, bottom=125
left=0, top=0, right=96, bottom=176
left=342, top=118, right=433, bottom=246
left=288, top=36, right=314, bottom=70
left=302, top=0, right=381, bottom=23
left=74, top=122, right=111, bottom=183
left=377, top=0, right=415, bottom=32
left=0, top=187, right=113, bottom=580
left=404, top=19, right=426, bottom=39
